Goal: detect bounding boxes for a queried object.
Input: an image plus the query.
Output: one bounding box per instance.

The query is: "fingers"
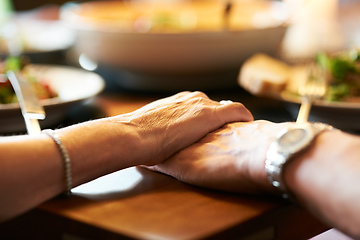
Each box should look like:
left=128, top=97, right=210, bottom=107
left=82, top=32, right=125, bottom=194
left=170, top=91, right=210, bottom=102
left=173, top=91, right=254, bottom=123
left=215, top=101, right=254, bottom=123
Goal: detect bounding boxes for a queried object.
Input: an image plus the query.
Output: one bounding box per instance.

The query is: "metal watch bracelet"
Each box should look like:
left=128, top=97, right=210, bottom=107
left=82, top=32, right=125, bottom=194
left=265, top=122, right=335, bottom=200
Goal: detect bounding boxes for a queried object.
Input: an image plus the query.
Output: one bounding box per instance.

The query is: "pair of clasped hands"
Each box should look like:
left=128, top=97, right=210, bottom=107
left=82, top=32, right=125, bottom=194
left=0, top=90, right=282, bottom=222
left=132, top=91, right=288, bottom=194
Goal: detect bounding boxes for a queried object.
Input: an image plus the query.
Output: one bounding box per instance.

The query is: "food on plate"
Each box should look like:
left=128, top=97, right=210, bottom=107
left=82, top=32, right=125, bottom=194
left=317, top=50, right=360, bottom=102
left=238, top=53, right=291, bottom=97
left=0, top=56, right=57, bottom=104
left=64, top=0, right=285, bottom=33
left=238, top=50, right=360, bottom=103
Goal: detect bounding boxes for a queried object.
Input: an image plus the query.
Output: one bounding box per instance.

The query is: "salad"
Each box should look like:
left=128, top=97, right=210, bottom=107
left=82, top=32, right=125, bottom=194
left=317, top=49, right=360, bottom=102
left=0, top=57, right=57, bottom=104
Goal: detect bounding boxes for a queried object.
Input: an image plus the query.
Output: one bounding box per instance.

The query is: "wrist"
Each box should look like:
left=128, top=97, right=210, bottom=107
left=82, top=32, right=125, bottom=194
left=264, top=122, right=335, bottom=200
left=56, top=117, right=146, bottom=185
left=282, top=129, right=341, bottom=203
left=250, top=122, right=294, bottom=194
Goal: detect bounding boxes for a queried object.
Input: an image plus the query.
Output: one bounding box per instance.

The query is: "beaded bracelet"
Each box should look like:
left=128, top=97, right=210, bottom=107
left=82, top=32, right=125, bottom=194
left=42, top=129, right=72, bottom=196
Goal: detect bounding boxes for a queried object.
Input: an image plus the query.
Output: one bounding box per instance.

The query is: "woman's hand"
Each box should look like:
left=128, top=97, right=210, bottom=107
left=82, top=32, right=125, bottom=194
left=146, top=120, right=292, bottom=194
left=114, top=91, right=253, bottom=165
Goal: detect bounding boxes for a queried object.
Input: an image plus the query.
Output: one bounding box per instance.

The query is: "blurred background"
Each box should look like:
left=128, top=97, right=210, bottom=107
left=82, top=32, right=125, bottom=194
left=1, top=0, right=360, bottom=133
left=2, top=0, right=360, bottom=90
left=11, top=0, right=79, bottom=11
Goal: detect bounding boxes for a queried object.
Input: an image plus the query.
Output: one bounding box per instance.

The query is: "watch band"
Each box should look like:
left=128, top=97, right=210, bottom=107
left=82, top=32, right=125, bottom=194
left=265, top=122, right=334, bottom=200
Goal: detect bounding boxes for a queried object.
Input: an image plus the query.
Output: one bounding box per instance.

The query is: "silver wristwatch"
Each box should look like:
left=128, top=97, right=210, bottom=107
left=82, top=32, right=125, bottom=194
left=265, top=122, right=334, bottom=199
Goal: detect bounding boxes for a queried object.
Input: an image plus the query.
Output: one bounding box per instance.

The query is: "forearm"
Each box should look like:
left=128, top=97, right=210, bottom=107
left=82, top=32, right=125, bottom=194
left=284, top=130, right=360, bottom=238
left=57, top=117, right=145, bottom=187
left=0, top=118, right=144, bottom=222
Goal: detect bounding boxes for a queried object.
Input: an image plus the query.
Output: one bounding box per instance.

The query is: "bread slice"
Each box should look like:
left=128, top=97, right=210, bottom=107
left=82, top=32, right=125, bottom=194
left=238, top=53, right=291, bottom=97
left=286, top=64, right=308, bottom=94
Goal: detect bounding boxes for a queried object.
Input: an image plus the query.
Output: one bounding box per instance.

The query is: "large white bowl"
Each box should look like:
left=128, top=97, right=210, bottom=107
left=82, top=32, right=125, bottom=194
left=61, top=0, right=288, bottom=90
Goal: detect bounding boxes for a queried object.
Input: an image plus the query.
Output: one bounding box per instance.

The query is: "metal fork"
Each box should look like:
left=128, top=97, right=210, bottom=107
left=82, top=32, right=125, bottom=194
left=296, top=63, right=327, bottom=124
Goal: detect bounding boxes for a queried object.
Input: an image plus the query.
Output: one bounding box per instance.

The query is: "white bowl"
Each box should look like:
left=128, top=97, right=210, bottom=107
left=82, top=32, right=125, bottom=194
left=61, top=0, right=288, bottom=90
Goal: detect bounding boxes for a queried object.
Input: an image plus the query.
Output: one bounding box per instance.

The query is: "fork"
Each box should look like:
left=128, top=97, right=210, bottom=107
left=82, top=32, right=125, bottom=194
left=296, top=63, right=327, bottom=124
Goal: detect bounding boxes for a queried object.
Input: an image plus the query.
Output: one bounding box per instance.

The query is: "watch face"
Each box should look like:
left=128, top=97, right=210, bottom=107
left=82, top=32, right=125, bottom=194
left=277, top=126, right=314, bottom=154
left=278, top=128, right=306, bottom=147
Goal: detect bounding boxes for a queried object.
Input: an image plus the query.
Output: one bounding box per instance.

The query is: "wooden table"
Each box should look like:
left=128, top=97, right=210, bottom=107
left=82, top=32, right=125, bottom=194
left=0, top=91, right=329, bottom=240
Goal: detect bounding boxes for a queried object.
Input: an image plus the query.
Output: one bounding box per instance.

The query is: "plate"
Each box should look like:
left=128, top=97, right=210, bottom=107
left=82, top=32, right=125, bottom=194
left=281, top=91, right=360, bottom=131
left=0, top=64, right=105, bottom=134
left=0, top=7, right=75, bottom=65
left=60, top=0, right=288, bottom=91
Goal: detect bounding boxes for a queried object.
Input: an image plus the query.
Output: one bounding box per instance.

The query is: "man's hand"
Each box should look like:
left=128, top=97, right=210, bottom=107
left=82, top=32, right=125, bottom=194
left=146, top=120, right=292, bottom=194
